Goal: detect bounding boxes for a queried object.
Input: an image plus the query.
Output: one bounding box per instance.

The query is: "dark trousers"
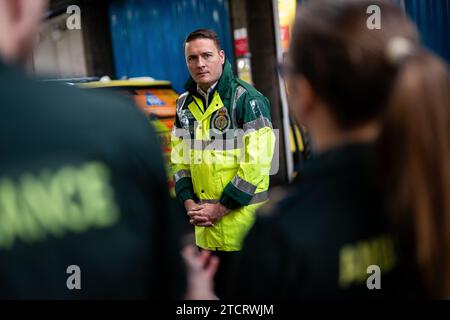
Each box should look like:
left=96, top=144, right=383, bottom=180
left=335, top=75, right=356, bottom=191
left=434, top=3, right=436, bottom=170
left=198, top=248, right=239, bottom=299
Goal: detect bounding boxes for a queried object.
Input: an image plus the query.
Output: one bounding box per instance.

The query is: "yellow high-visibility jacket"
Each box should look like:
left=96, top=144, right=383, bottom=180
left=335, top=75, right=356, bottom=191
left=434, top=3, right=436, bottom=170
left=171, top=61, right=275, bottom=251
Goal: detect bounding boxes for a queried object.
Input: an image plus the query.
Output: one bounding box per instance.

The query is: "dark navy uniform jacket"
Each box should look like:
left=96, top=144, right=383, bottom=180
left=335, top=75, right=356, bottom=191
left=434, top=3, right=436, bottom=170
left=227, top=143, right=421, bottom=299
left=0, top=61, right=185, bottom=299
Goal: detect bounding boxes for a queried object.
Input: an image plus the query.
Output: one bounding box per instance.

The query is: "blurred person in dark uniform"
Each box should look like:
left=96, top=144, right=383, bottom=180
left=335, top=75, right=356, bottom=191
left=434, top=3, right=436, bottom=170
left=0, top=0, right=185, bottom=299
left=226, top=0, right=450, bottom=299
left=184, top=0, right=450, bottom=299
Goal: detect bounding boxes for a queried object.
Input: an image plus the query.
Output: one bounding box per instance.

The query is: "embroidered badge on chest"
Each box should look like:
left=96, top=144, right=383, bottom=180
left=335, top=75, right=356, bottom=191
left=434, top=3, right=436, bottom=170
left=212, top=107, right=231, bottom=132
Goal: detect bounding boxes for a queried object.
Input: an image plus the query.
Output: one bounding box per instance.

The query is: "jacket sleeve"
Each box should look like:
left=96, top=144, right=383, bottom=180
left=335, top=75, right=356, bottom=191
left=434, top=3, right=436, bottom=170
left=220, top=94, right=276, bottom=208
left=171, top=99, right=196, bottom=205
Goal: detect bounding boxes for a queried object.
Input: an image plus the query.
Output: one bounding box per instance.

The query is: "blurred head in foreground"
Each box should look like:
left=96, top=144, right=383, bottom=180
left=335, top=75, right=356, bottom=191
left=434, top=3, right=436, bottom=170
left=0, top=0, right=48, bottom=64
left=285, top=0, right=450, bottom=298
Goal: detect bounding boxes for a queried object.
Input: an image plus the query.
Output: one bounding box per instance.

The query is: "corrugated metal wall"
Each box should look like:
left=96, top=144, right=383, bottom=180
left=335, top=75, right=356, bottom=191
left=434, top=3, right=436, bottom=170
left=109, top=0, right=234, bottom=93
left=404, top=0, right=450, bottom=63
left=297, top=0, right=449, bottom=63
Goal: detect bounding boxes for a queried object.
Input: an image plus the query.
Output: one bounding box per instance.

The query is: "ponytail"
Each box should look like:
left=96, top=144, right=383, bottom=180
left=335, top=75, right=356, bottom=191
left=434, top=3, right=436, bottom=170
left=379, top=50, right=450, bottom=298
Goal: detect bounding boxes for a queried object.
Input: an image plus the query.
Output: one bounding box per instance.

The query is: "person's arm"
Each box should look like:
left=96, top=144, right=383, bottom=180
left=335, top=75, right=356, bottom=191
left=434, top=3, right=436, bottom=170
left=182, top=246, right=219, bottom=300
left=220, top=95, right=276, bottom=209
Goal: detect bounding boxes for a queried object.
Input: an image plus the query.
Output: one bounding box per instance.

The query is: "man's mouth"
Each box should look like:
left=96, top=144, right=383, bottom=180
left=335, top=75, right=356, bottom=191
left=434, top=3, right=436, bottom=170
left=197, top=72, right=209, bottom=77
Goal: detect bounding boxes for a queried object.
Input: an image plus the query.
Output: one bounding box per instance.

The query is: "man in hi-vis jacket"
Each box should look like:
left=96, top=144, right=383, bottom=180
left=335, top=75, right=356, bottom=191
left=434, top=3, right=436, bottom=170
left=171, top=29, right=275, bottom=296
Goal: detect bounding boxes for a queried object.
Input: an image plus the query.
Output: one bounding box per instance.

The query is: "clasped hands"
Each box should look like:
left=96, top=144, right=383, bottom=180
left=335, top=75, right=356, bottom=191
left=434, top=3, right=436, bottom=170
left=184, top=199, right=230, bottom=227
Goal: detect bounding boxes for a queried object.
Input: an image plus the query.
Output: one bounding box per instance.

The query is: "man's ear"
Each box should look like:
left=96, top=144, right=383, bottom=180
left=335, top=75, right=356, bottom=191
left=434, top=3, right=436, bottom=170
left=219, top=50, right=225, bottom=64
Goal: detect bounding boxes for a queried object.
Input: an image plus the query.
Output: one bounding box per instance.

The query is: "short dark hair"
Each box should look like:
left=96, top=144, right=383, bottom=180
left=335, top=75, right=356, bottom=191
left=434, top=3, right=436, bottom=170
left=185, top=29, right=221, bottom=50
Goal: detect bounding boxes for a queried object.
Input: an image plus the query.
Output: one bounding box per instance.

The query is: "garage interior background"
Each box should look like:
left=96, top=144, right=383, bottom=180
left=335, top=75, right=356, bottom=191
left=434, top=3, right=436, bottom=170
left=31, top=0, right=450, bottom=185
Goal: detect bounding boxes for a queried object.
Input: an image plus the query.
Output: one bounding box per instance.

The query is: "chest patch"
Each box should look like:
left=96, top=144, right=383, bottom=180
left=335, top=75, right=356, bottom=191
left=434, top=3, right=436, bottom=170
left=211, top=107, right=230, bottom=132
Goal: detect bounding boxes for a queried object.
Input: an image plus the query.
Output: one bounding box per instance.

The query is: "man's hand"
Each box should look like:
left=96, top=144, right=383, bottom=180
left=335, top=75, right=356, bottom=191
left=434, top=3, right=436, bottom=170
left=184, top=200, right=212, bottom=227
left=188, top=203, right=230, bottom=227
left=184, top=199, right=201, bottom=212
left=182, top=245, right=219, bottom=300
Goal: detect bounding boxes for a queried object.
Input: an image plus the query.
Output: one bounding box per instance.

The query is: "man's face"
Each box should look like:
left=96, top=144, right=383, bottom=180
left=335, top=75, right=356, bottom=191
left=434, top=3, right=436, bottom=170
left=185, top=38, right=225, bottom=89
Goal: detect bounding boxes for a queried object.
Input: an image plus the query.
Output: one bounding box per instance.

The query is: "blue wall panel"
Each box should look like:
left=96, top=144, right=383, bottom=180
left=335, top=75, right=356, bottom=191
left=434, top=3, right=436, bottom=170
left=404, top=0, right=450, bottom=63
left=109, top=0, right=234, bottom=93
left=295, top=0, right=449, bottom=63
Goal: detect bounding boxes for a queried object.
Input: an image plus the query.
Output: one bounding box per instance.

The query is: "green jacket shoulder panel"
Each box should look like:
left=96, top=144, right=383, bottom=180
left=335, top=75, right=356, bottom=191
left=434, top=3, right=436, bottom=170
left=232, top=79, right=272, bottom=125
left=234, top=78, right=263, bottom=98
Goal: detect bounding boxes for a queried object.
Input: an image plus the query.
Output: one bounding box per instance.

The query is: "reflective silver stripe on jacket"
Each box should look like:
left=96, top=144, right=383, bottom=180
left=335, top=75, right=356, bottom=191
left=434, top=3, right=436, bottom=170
left=243, top=117, right=272, bottom=132
left=198, top=191, right=269, bottom=205
left=232, top=86, right=246, bottom=128
left=231, top=175, right=257, bottom=195
left=249, top=190, right=269, bottom=204
left=173, top=169, right=191, bottom=183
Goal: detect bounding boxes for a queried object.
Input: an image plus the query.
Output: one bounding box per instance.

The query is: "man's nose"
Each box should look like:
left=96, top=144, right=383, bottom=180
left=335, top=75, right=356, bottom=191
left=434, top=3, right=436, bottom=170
left=197, top=57, right=206, bottom=68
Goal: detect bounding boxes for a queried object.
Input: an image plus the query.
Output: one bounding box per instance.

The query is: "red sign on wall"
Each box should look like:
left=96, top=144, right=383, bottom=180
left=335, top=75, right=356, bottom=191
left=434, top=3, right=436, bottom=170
left=235, top=38, right=249, bottom=56
left=234, top=28, right=249, bottom=57
left=280, top=26, right=290, bottom=42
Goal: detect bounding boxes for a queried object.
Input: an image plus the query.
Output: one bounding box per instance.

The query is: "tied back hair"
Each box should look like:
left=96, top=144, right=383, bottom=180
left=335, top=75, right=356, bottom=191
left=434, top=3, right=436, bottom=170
left=291, top=0, right=450, bottom=298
